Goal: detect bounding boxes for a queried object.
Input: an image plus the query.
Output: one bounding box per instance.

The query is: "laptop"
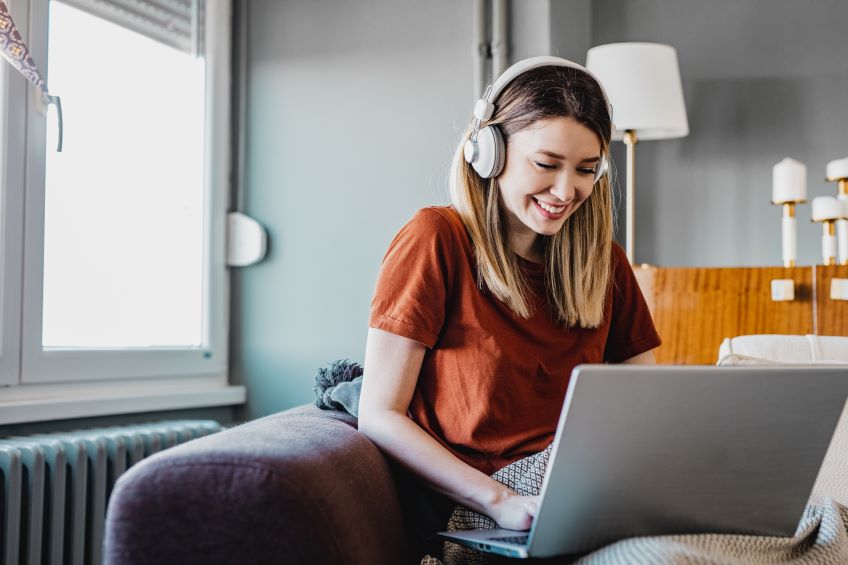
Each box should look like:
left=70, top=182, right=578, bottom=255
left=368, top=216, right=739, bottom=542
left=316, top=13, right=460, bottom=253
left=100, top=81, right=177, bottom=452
left=438, top=365, right=848, bottom=558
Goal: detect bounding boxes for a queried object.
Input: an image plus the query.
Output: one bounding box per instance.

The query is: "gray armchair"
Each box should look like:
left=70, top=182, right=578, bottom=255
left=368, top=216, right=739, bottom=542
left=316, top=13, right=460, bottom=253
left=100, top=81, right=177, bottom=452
left=103, top=405, right=415, bottom=564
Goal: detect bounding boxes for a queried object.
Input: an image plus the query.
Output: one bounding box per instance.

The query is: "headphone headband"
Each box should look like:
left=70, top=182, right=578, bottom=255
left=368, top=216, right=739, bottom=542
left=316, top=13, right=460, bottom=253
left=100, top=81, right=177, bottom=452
left=473, top=56, right=614, bottom=128
left=464, top=56, right=613, bottom=181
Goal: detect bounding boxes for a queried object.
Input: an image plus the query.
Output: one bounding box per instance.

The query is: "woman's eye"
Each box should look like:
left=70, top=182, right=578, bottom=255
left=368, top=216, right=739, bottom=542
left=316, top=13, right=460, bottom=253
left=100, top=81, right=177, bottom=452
left=535, top=162, right=556, bottom=170
left=578, top=167, right=597, bottom=175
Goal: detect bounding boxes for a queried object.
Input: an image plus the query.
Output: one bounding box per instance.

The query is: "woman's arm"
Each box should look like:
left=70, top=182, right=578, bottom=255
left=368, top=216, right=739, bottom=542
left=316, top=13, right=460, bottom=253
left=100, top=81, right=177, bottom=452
left=621, top=349, right=656, bottom=364
left=358, top=327, right=539, bottom=530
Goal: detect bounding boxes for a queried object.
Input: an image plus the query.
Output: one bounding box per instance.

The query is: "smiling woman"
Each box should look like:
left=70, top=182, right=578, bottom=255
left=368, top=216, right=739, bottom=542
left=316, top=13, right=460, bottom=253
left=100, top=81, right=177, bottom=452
left=359, top=57, right=660, bottom=563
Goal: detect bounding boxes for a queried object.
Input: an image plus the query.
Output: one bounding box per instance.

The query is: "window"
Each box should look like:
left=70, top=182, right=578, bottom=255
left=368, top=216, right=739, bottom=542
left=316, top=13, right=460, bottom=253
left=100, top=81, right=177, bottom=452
left=0, top=0, right=242, bottom=421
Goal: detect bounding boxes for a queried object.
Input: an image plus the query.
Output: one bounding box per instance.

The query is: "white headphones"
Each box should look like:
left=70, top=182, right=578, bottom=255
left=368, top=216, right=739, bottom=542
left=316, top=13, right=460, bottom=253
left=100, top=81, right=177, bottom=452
left=463, top=56, right=613, bottom=181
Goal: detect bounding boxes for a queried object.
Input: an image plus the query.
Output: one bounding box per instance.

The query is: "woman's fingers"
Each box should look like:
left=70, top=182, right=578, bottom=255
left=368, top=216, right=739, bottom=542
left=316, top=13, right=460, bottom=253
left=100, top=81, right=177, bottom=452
left=524, top=494, right=542, bottom=518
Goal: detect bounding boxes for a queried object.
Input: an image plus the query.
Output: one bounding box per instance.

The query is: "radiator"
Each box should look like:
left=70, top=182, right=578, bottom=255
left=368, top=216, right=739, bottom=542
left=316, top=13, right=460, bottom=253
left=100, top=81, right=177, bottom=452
left=0, top=419, right=222, bottom=565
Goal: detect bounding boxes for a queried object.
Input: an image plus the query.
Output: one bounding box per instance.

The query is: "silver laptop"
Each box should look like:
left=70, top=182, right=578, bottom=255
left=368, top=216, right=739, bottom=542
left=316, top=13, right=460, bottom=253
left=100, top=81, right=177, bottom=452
left=438, top=365, right=848, bottom=558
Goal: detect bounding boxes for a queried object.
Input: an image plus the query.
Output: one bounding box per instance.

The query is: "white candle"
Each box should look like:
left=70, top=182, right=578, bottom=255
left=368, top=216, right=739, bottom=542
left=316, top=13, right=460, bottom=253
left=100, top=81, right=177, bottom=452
left=772, top=158, right=807, bottom=203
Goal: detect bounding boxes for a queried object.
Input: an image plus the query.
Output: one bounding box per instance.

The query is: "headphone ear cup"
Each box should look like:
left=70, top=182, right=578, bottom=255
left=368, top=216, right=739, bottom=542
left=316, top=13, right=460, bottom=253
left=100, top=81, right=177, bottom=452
left=471, top=125, right=506, bottom=179
left=491, top=126, right=506, bottom=178
left=594, top=153, right=609, bottom=183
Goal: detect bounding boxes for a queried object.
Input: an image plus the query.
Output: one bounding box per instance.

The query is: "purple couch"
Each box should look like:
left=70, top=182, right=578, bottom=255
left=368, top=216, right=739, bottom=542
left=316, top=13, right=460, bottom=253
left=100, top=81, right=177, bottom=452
left=103, top=405, right=418, bottom=564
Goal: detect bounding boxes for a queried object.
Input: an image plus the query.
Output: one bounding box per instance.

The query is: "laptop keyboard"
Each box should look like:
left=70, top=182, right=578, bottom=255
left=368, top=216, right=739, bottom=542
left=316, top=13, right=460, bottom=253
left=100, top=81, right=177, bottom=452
left=488, top=534, right=529, bottom=545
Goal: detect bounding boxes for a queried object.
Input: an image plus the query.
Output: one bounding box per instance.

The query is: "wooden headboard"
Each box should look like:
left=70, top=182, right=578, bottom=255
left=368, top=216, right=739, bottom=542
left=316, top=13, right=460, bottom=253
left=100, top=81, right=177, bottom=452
left=633, top=265, right=848, bottom=365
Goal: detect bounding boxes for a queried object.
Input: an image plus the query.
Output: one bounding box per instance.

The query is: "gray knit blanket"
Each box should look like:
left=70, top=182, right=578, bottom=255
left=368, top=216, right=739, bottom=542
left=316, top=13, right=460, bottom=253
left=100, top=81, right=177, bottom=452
left=426, top=402, right=848, bottom=564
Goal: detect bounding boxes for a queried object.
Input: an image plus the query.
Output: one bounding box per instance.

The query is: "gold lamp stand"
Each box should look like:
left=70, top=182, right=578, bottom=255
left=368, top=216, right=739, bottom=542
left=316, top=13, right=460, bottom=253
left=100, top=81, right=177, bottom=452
left=623, top=130, right=639, bottom=264
left=586, top=43, right=690, bottom=266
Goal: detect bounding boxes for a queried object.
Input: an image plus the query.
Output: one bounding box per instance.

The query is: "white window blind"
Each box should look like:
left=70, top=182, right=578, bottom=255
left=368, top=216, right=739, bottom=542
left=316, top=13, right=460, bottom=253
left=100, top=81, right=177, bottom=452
left=56, top=0, right=204, bottom=54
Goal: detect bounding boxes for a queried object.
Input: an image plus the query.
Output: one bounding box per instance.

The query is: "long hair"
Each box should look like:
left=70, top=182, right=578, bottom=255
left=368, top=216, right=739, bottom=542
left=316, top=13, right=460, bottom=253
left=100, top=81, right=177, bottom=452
left=449, top=66, right=613, bottom=328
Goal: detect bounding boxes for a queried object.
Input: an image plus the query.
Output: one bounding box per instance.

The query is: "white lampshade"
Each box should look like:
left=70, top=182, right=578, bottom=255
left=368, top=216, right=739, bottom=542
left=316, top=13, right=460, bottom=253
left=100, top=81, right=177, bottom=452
left=586, top=42, right=689, bottom=141
left=772, top=157, right=807, bottom=204
left=812, top=196, right=843, bottom=222
left=826, top=157, right=848, bottom=181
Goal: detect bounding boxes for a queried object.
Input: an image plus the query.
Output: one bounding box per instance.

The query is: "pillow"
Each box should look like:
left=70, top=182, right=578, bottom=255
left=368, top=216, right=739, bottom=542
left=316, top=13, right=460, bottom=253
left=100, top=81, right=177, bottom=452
left=717, top=335, right=848, bottom=366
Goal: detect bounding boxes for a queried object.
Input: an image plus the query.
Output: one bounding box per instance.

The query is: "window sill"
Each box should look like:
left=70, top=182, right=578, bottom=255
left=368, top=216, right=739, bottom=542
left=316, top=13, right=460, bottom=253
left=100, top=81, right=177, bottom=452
left=0, top=377, right=246, bottom=425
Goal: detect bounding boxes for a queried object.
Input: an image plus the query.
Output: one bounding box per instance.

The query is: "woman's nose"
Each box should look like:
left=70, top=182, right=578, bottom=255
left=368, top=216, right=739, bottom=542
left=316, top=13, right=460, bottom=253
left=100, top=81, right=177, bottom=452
left=550, top=173, right=576, bottom=202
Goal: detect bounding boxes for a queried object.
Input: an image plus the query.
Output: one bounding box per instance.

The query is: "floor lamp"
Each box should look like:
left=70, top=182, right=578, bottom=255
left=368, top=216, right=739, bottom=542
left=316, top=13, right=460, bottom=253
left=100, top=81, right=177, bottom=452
left=586, top=43, right=689, bottom=265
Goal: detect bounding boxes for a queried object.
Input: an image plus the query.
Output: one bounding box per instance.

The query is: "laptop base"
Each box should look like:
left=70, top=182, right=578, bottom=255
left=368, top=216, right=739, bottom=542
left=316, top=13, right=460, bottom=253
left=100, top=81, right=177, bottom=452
left=438, top=528, right=529, bottom=558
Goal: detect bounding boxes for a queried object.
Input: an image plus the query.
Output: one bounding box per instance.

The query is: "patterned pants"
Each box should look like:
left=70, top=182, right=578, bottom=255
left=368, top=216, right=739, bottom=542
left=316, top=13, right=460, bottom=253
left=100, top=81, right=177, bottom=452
left=421, top=445, right=553, bottom=565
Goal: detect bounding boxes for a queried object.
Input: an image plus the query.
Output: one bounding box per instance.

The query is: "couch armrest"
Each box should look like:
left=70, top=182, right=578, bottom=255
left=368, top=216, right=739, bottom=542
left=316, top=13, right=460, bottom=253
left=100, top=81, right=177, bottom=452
left=104, top=405, right=408, bottom=565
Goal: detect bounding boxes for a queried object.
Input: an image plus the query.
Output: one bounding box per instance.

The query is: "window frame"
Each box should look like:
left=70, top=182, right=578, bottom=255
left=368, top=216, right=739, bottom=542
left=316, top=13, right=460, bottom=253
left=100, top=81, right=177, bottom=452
left=0, top=0, right=243, bottom=420
left=0, top=0, right=27, bottom=386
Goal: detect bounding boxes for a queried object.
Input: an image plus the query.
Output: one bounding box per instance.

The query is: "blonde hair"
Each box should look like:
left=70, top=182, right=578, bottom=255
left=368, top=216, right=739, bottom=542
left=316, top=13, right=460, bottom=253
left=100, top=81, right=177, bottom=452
left=449, top=66, right=613, bottom=328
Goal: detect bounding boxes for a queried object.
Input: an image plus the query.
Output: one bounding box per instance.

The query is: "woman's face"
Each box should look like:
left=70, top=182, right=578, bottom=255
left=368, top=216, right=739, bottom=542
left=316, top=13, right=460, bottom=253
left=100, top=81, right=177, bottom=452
left=497, top=116, right=602, bottom=242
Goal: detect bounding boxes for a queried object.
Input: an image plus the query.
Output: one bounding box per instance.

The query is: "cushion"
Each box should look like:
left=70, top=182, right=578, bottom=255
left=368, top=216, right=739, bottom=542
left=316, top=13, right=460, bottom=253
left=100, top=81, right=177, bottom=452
left=717, top=334, right=848, bottom=366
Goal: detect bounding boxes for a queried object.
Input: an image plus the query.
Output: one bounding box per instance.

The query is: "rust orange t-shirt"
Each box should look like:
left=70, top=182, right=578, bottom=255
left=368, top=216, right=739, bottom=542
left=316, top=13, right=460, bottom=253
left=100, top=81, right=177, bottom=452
left=368, top=206, right=661, bottom=475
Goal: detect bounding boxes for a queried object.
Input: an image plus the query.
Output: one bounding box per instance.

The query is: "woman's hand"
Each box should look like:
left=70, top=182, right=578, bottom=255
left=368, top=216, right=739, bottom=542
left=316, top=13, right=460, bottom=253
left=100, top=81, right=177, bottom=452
left=361, top=329, right=544, bottom=533
left=486, top=491, right=541, bottom=531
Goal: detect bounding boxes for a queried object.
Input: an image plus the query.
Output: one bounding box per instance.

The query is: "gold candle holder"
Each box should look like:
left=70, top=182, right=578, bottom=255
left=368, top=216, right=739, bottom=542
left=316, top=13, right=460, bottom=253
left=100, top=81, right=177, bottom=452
left=772, top=157, right=807, bottom=269
left=826, top=156, right=848, bottom=265
left=823, top=222, right=837, bottom=266
left=771, top=198, right=805, bottom=268
left=770, top=196, right=804, bottom=301
left=826, top=176, right=848, bottom=266
left=783, top=202, right=797, bottom=268
left=812, top=196, right=842, bottom=266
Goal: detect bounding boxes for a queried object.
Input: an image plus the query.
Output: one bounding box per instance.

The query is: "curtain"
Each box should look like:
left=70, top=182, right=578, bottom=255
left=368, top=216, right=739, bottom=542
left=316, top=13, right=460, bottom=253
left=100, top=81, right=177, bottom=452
left=0, top=0, right=50, bottom=92
left=0, top=0, right=63, bottom=150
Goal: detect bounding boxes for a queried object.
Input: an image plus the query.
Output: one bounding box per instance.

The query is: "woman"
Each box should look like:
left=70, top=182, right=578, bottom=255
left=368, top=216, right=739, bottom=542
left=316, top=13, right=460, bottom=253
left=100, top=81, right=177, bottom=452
left=359, top=56, right=661, bottom=561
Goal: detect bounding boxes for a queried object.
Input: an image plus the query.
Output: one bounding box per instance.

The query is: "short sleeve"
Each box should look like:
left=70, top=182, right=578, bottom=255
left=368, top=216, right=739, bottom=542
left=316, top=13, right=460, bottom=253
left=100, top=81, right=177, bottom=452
left=368, top=208, right=455, bottom=348
left=603, top=243, right=662, bottom=362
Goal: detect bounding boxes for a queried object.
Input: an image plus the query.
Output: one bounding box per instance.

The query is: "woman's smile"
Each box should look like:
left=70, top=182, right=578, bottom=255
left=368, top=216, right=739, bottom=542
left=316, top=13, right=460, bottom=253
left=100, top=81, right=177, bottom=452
left=530, top=196, right=568, bottom=219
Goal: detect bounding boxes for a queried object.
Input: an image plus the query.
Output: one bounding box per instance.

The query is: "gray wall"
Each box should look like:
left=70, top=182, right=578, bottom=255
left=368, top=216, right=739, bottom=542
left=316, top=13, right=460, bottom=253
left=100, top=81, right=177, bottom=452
left=550, top=0, right=592, bottom=61
left=590, top=0, right=848, bottom=266
left=232, top=0, right=848, bottom=419
left=231, top=0, right=473, bottom=418
left=509, top=0, right=552, bottom=61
